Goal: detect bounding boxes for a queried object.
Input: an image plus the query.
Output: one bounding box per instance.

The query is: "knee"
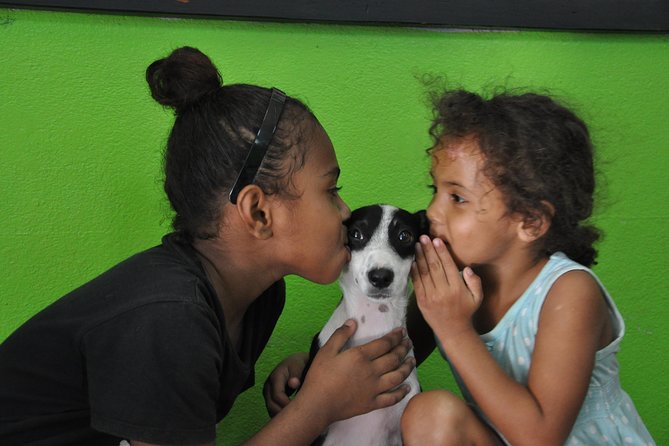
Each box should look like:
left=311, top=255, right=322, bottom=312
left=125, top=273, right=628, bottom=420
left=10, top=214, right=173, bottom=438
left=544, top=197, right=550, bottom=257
left=401, top=390, right=471, bottom=446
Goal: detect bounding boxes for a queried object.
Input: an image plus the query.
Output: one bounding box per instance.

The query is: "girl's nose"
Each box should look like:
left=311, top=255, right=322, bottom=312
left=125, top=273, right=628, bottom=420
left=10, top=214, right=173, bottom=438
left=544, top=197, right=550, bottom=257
left=339, top=197, right=351, bottom=221
left=426, top=203, right=437, bottom=224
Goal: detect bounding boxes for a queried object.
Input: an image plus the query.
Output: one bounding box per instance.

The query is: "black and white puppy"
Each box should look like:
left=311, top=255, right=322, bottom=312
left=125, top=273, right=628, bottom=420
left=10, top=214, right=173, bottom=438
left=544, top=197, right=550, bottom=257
left=310, top=204, right=429, bottom=446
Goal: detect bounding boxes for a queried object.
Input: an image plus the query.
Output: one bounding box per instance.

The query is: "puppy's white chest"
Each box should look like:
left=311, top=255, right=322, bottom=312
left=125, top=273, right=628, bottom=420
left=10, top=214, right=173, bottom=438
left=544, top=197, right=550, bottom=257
left=346, top=298, right=405, bottom=345
left=321, top=370, right=420, bottom=446
left=318, top=294, right=419, bottom=446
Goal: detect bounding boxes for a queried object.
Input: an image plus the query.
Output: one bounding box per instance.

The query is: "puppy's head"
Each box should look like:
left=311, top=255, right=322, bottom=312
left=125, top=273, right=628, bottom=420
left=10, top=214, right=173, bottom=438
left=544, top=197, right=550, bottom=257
left=341, top=205, right=429, bottom=299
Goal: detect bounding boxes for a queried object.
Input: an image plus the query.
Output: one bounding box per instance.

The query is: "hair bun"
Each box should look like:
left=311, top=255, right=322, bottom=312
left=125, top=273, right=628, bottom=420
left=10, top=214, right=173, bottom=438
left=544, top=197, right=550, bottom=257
left=146, top=46, right=222, bottom=112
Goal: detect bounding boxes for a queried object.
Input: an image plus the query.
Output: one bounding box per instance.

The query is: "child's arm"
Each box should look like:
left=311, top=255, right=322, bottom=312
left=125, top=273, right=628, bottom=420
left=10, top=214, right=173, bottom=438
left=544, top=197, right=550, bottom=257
left=412, top=237, right=609, bottom=446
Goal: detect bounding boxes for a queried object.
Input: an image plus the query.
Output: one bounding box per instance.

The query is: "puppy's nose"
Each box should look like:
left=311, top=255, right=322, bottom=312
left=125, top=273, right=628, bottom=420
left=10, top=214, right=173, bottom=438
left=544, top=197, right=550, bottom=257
left=368, top=268, right=394, bottom=289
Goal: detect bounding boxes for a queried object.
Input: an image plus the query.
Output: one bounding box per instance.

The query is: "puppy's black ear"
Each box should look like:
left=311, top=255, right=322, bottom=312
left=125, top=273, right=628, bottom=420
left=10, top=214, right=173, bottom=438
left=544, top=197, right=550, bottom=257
left=414, top=210, right=430, bottom=235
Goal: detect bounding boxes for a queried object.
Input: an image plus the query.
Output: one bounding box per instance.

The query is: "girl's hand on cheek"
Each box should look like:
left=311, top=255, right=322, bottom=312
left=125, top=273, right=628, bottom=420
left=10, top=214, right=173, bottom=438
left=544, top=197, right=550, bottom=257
left=410, top=236, right=483, bottom=339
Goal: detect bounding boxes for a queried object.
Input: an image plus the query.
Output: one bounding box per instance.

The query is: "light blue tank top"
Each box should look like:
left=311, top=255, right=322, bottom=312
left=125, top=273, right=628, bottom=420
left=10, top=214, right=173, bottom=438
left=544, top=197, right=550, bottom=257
left=439, top=252, right=655, bottom=445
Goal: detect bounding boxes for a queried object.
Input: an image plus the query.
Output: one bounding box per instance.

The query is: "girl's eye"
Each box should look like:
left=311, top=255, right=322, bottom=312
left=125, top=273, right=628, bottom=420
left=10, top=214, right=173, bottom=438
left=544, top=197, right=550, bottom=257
left=398, top=230, right=414, bottom=244
left=329, top=186, right=343, bottom=196
left=451, top=194, right=466, bottom=204
left=349, top=228, right=364, bottom=241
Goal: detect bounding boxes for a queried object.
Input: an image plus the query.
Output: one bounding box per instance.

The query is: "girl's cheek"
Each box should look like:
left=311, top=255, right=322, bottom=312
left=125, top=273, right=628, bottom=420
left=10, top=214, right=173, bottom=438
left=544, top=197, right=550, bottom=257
left=432, top=227, right=448, bottom=242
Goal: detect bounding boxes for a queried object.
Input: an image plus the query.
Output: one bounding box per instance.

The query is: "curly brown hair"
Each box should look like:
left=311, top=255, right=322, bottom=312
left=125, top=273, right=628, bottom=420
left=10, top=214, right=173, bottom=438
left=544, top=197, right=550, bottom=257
left=428, top=89, right=600, bottom=267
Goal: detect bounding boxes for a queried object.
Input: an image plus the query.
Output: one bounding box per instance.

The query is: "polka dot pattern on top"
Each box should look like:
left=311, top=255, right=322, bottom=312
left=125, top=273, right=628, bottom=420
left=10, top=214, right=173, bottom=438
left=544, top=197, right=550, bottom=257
left=438, top=252, right=655, bottom=445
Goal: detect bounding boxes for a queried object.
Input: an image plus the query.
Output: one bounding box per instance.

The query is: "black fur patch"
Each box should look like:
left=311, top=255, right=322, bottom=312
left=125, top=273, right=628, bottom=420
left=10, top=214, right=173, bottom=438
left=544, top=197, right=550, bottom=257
left=389, top=209, right=430, bottom=258
left=345, top=205, right=383, bottom=252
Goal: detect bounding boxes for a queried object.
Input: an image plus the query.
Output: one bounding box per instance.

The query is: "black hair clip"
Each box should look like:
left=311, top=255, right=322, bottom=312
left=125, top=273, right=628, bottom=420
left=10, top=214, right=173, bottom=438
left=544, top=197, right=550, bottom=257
left=228, top=88, right=287, bottom=204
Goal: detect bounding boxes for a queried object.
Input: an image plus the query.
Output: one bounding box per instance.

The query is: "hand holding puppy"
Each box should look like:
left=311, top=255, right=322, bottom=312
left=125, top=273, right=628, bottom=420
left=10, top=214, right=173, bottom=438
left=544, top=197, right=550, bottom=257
left=285, top=320, right=414, bottom=426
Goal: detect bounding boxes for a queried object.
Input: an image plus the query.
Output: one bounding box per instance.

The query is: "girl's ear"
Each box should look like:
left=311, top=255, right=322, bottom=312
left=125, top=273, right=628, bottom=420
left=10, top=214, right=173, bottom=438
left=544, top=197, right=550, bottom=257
left=234, top=185, right=273, bottom=240
left=517, top=201, right=554, bottom=243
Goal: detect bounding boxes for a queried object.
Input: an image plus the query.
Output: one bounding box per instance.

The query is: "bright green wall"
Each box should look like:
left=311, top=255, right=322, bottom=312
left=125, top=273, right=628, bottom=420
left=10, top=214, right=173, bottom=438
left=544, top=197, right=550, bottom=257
left=1, top=8, right=667, bottom=444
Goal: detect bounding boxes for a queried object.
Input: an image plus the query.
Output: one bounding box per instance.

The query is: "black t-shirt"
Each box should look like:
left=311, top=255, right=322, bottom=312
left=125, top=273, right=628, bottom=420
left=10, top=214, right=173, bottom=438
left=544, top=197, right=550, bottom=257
left=0, top=234, right=285, bottom=445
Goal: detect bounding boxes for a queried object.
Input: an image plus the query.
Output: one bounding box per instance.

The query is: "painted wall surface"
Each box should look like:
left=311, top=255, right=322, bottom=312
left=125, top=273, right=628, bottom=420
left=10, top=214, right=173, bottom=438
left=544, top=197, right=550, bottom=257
left=1, top=8, right=667, bottom=445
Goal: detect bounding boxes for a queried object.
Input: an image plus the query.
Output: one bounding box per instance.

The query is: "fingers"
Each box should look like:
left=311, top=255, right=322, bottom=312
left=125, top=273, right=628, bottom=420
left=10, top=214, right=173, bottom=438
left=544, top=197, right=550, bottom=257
left=414, top=236, right=470, bottom=295
left=413, top=240, right=435, bottom=290
left=355, top=326, right=406, bottom=361
left=369, top=337, right=414, bottom=375
left=414, top=236, right=451, bottom=303
left=418, top=236, right=461, bottom=281
left=263, top=387, right=287, bottom=417
left=263, top=352, right=309, bottom=417
left=358, top=332, right=415, bottom=409
left=463, top=266, right=483, bottom=306
left=375, top=358, right=417, bottom=408
left=321, top=319, right=357, bottom=354
left=430, top=237, right=461, bottom=283
left=383, top=357, right=416, bottom=391
left=264, top=395, right=284, bottom=417
left=287, top=376, right=301, bottom=391
left=375, top=384, right=412, bottom=409
left=263, top=369, right=292, bottom=417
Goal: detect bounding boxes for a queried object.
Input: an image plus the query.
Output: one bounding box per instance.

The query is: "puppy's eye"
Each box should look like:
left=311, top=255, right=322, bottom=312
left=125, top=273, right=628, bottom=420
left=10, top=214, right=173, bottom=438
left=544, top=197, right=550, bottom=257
left=349, top=228, right=364, bottom=241
left=398, top=230, right=413, bottom=244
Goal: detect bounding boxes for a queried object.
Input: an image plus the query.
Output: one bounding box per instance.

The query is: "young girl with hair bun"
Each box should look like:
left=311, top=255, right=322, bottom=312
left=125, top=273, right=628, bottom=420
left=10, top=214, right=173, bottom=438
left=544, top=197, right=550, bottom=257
left=402, top=89, right=655, bottom=445
left=0, top=47, right=415, bottom=446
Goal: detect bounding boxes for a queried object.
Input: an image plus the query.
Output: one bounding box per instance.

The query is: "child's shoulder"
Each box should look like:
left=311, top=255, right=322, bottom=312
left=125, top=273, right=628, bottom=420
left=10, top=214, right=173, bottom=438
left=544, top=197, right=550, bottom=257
left=540, top=268, right=612, bottom=347
left=548, top=268, right=602, bottom=303
left=540, top=253, right=603, bottom=307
